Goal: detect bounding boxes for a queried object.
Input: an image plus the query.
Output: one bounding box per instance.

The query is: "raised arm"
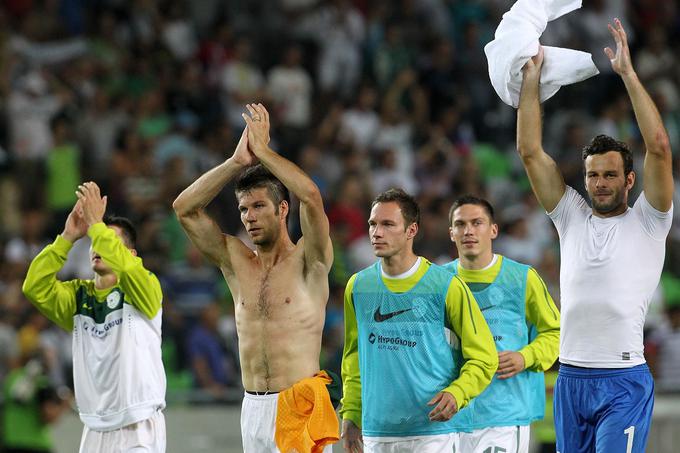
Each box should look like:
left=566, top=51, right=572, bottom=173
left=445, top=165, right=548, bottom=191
left=517, top=47, right=566, bottom=213
left=605, top=19, right=673, bottom=211
left=242, top=103, right=333, bottom=270
left=172, top=128, right=254, bottom=270
left=22, top=201, right=87, bottom=331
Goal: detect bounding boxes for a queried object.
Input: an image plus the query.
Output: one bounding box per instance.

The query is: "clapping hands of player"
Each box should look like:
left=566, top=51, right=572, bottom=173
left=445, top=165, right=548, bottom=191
left=241, top=103, right=271, bottom=156
left=76, top=182, right=107, bottom=227
left=231, top=126, right=258, bottom=168
left=427, top=391, right=458, bottom=422
left=496, top=351, right=526, bottom=380
left=62, top=200, right=88, bottom=243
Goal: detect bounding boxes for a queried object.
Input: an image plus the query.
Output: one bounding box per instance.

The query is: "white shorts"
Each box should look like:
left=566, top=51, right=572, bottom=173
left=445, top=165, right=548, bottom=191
left=79, top=410, right=166, bottom=453
left=459, top=425, right=530, bottom=453
left=364, top=433, right=459, bottom=453
left=241, top=392, right=333, bottom=453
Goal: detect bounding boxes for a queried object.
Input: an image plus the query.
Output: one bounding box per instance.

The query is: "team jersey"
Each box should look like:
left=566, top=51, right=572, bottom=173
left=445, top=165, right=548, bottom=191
left=444, top=255, right=560, bottom=430
left=22, top=223, right=166, bottom=431
left=549, top=187, right=672, bottom=368
left=340, top=257, right=497, bottom=437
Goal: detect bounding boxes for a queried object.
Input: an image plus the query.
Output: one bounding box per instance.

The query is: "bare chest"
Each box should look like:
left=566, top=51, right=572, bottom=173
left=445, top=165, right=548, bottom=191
left=231, top=260, right=309, bottom=320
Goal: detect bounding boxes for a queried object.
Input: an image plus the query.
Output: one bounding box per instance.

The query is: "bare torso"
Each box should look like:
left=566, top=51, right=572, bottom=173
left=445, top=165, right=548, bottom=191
left=224, top=241, right=329, bottom=392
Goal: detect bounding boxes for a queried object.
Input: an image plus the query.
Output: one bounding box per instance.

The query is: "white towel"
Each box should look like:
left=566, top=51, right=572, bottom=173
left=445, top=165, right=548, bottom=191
left=484, top=0, right=599, bottom=108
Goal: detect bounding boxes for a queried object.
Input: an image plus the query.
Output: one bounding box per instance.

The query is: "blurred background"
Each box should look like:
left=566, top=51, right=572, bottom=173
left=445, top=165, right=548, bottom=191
left=0, top=0, right=679, bottom=451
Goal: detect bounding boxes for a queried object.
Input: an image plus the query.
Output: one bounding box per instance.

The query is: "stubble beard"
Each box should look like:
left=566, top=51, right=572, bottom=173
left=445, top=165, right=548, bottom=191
left=590, top=188, right=626, bottom=215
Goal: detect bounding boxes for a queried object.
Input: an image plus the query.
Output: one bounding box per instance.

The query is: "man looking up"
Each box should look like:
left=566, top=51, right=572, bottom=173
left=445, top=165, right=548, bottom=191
left=23, top=182, right=166, bottom=452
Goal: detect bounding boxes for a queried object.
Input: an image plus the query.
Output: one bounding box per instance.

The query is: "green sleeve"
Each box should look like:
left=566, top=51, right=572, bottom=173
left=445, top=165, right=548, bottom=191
left=88, top=223, right=162, bottom=319
left=21, top=235, right=78, bottom=331
left=339, top=274, right=362, bottom=428
left=519, top=268, right=560, bottom=371
left=442, top=276, right=498, bottom=410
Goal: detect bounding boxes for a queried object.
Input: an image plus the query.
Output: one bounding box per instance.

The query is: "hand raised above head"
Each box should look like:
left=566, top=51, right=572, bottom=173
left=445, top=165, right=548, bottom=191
left=521, top=45, right=544, bottom=83
left=231, top=126, right=258, bottom=167
left=242, top=103, right=271, bottom=155
left=604, top=18, right=634, bottom=77
left=62, top=200, right=88, bottom=243
left=76, top=181, right=107, bottom=227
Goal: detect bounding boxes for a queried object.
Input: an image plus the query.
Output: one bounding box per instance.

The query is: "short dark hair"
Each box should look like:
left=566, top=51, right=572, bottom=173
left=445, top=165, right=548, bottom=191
left=448, top=195, right=495, bottom=225
left=582, top=134, right=633, bottom=175
left=103, top=215, right=137, bottom=248
left=235, top=164, right=290, bottom=215
left=372, top=188, right=420, bottom=227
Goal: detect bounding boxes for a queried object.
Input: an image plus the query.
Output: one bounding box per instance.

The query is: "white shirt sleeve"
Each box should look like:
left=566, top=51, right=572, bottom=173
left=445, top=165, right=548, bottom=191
left=633, top=192, right=673, bottom=241
left=547, top=186, right=589, bottom=237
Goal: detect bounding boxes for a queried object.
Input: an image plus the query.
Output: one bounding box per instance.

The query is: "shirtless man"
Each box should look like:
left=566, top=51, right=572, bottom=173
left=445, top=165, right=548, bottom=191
left=173, top=103, right=335, bottom=452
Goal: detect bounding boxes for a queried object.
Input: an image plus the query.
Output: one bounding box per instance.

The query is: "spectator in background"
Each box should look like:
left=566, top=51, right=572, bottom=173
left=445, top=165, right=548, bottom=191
left=267, top=43, right=313, bottom=160
left=220, top=37, right=265, bottom=130
left=0, top=306, right=19, bottom=385
left=647, top=274, right=680, bottom=392
left=300, top=0, right=365, bottom=98
left=187, top=303, right=238, bottom=398
left=45, top=114, right=81, bottom=237
left=163, top=243, right=223, bottom=322
left=338, top=84, right=381, bottom=153
left=7, top=71, right=66, bottom=161
left=3, top=347, right=70, bottom=453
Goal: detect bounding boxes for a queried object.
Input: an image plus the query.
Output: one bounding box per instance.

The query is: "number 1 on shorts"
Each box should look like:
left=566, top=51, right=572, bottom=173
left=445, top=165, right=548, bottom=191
left=624, top=426, right=635, bottom=453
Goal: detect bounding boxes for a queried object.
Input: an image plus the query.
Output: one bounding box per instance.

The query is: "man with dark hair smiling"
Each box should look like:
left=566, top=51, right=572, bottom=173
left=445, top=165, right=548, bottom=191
left=23, top=182, right=166, bottom=452
left=517, top=19, right=673, bottom=452
left=173, top=104, right=337, bottom=452
left=341, top=188, right=497, bottom=453
left=444, top=194, right=559, bottom=453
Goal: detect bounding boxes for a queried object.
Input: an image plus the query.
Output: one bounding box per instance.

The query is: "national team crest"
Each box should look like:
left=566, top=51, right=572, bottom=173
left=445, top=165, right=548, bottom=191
left=106, top=291, right=121, bottom=309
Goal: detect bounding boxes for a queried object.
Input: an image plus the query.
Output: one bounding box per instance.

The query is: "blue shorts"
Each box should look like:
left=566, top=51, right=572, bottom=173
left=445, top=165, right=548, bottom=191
left=554, top=363, right=654, bottom=453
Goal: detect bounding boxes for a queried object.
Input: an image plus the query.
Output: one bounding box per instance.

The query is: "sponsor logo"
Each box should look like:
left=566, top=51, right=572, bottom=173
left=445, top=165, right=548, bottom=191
left=370, top=333, right=417, bottom=348
left=622, top=352, right=630, bottom=361
left=82, top=318, right=123, bottom=338
left=373, top=307, right=413, bottom=322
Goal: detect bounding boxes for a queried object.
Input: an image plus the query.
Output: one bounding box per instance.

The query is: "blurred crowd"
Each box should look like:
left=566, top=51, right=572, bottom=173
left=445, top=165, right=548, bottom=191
left=0, top=1, right=680, bottom=437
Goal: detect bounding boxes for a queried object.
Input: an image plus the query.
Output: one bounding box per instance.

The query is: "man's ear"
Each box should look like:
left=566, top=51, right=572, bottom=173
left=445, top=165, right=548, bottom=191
left=626, top=171, right=636, bottom=190
left=406, top=222, right=419, bottom=240
left=279, top=200, right=289, bottom=220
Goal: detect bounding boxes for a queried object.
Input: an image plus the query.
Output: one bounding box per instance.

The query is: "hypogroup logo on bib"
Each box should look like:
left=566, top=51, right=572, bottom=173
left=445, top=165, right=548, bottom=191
left=367, top=331, right=418, bottom=350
